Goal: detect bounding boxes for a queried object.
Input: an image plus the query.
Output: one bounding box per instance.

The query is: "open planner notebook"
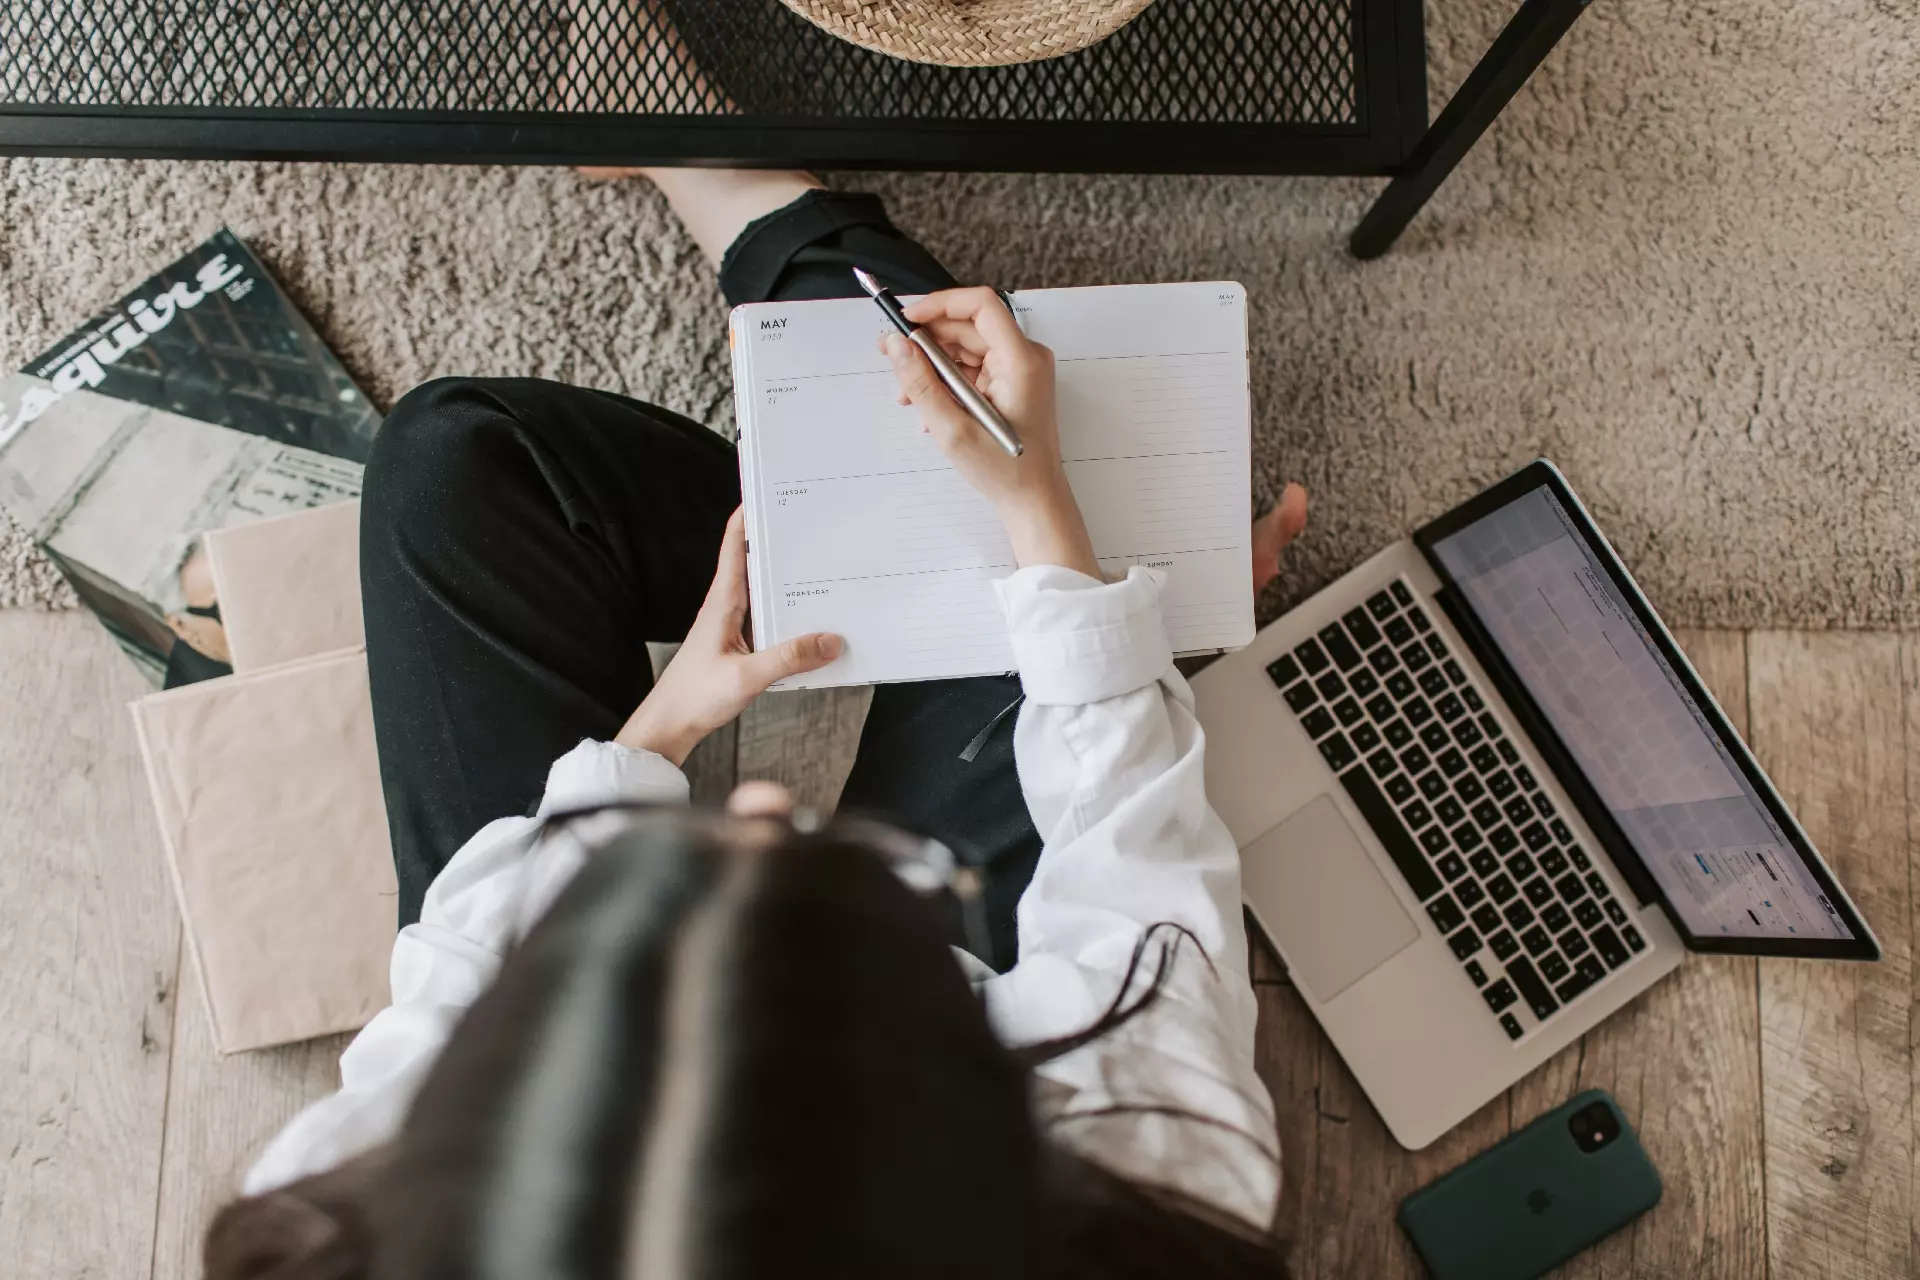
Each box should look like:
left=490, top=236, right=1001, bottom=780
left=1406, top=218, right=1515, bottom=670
left=731, top=281, right=1253, bottom=690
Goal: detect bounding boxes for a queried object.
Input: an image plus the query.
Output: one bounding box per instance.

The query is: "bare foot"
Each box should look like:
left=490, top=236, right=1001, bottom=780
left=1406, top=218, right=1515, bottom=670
left=1253, top=483, right=1309, bottom=595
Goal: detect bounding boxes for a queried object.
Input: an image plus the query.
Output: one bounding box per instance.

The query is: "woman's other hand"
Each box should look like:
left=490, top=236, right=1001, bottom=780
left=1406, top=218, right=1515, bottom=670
left=616, top=509, right=841, bottom=765
left=881, top=287, right=1100, bottom=579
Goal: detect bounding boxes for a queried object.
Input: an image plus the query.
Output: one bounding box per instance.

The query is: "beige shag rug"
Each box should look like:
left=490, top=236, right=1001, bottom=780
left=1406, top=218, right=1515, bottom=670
left=2, top=0, right=1915, bottom=626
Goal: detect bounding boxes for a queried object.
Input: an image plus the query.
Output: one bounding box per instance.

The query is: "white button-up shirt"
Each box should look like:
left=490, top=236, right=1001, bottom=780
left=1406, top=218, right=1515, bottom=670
left=245, top=565, right=1280, bottom=1229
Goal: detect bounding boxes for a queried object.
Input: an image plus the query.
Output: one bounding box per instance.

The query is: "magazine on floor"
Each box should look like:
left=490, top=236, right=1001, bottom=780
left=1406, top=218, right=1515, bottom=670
left=0, top=229, right=378, bottom=686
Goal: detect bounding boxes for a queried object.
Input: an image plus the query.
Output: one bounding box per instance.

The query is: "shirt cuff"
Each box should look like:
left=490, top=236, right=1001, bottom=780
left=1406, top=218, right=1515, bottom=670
left=992, top=565, right=1174, bottom=706
left=535, top=739, right=690, bottom=815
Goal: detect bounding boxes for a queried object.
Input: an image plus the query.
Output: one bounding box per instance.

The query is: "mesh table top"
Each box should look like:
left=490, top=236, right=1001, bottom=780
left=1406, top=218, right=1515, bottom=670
left=0, top=0, right=1420, bottom=172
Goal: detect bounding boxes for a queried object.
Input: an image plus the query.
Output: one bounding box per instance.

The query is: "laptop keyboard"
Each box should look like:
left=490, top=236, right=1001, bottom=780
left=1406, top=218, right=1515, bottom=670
left=1264, top=578, right=1648, bottom=1042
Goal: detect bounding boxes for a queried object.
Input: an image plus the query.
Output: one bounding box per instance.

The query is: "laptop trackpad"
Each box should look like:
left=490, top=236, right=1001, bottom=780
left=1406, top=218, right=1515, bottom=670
left=1243, top=794, right=1421, bottom=1003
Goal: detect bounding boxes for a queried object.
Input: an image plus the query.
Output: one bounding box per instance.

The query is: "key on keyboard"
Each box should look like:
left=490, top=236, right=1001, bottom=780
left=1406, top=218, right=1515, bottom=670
left=1319, top=622, right=1363, bottom=671
left=1343, top=607, right=1382, bottom=650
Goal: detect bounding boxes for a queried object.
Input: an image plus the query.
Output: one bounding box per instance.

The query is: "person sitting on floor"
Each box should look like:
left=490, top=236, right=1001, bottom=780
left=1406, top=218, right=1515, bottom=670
left=201, top=159, right=1310, bottom=1280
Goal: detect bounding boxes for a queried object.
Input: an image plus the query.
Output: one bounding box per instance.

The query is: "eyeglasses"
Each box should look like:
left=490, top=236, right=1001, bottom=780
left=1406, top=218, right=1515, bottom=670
left=537, top=802, right=994, bottom=963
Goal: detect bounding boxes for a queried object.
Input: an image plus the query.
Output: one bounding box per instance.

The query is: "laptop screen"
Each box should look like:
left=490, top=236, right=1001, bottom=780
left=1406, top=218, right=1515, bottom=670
left=1427, top=486, right=1854, bottom=942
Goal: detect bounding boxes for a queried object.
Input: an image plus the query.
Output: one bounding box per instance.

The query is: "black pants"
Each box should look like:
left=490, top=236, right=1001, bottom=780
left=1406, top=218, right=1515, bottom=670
left=360, top=191, right=1041, bottom=971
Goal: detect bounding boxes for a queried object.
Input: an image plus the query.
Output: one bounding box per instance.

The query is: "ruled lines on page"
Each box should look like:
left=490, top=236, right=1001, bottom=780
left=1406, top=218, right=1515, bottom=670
left=1020, top=283, right=1255, bottom=660
left=733, top=282, right=1252, bottom=689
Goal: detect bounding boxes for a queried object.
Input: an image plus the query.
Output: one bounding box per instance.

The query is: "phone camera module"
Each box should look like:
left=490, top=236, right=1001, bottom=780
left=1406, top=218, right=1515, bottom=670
left=1568, top=1101, right=1619, bottom=1152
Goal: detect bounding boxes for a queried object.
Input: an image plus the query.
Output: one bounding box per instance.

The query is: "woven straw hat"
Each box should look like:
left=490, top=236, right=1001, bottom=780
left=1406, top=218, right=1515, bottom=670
left=776, top=0, right=1159, bottom=67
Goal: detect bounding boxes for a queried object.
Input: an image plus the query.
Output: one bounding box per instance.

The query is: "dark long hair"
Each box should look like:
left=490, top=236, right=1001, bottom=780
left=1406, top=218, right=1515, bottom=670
left=206, top=811, right=1288, bottom=1279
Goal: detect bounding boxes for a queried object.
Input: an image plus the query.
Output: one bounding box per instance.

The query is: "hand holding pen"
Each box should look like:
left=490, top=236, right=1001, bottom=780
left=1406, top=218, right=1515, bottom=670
left=870, top=282, right=1102, bottom=580
left=856, top=268, right=1023, bottom=456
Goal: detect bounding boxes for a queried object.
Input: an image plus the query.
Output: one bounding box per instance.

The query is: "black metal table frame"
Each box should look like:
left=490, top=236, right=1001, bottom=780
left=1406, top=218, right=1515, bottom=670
left=0, top=0, right=1590, bottom=258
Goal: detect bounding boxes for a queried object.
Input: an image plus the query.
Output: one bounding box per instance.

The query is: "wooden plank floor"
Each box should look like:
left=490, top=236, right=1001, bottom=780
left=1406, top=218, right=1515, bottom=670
left=3, top=612, right=1912, bottom=1279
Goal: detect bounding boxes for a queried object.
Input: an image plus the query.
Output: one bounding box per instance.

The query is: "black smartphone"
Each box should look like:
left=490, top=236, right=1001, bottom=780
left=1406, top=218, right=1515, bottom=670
left=1398, top=1090, right=1661, bottom=1280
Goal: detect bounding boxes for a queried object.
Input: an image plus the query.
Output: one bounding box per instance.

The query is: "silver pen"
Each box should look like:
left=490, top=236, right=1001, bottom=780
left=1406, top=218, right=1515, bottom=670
left=854, top=266, right=1024, bottom=458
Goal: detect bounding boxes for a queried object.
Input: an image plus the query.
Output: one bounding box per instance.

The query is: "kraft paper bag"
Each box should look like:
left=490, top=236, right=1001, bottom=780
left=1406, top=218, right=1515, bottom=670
left=132, top=647, right=396, bottom=1054
left=206, top=500, right=363, bottom=674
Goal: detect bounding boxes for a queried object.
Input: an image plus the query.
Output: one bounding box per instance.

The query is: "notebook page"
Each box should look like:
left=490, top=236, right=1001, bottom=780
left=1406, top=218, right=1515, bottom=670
left=732, top=281, right=1251, bottom=689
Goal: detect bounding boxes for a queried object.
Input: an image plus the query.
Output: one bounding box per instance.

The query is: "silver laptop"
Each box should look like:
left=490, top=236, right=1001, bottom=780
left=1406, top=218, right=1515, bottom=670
left=1192, top=460, right=1878, bottom=1149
